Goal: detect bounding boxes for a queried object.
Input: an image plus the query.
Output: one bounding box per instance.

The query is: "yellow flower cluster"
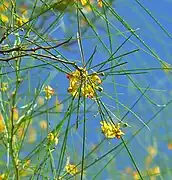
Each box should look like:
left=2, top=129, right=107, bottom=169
left=162, top=61, right=171, bottom=74
left=0, top=1, right=8, bottom=11
left=65, top=163, right=79, bottom=176
left=132, top=166, right=160, bottom=180
left=147, top=166, right=160, bottom=176
left=0, top=173, right=6, bottom=180
left=0, top=82, right=8, bottom=92
left=67, top=67, right=102, bottom=98
left=0, top=14, right=8, bottom=23
left=97, top=0, right=103, bottom=7
left=145, top=145, right=158, bottom=168
left=54, top=0, right=102, bottom=13
left=11, top=107, right=19, bottom=121
left=0, top=113, right=5, bottom=133
left=18, top=159, right=33, bottom=177
left=0, top=2, right=9, bottom=23
left=39, top=120, right=48, bottom=130
left=168, top=142, right=172, bottom=150
left=80, top=0, right=102, bottom=7
left=0, top=2, right=28, bottom=26
left=47, top=132, right=59, bottom=145
left=27, top=126, right=37, bottom=144
left=16, top=16, right=28, bottom=27
left=147, top=146, right=157, bottom=158
left=44, top=85, right=55, bottom=100
left=100, top=121, right=124, bottom=139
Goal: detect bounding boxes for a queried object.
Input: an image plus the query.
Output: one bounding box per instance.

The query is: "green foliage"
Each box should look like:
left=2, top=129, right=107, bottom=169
left=0, top=0, right=172, bottom=179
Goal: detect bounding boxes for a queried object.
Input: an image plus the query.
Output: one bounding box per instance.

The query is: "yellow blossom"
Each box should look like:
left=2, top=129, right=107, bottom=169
left=0, top=2, right=9, bottom=11
left=162, top=61, right=171, bottom=74
left=19, top=159, right=33, bottom=177
left=80, top=0, right=94, bottom=13
left=39, top=120, right=48, bottom=130
left=147, top=146, right=157, bottom=158
left=100, top=121, right=124, bottom=139
left=11, top=107, right=19, bottom=121
left=0, top=113, right=5, bottom=133
left=97, top=0, right=102, bottom=7
left=47, top=132, right=58, bottom=145
left=0, top=14, right=8, bottom=23
left=168, top=142, right=172, bottom=150
left=145, top=155, right=153, bottom=167
left=80, top=0, right=102, bottom=7
left=0, top=82, right=8, bottom=92
left=0, top=173, right=6, bottom=180
left=81, top=18, right=88, bottom=27
left=67, top=67, right=102, bottom=99
left=133, top=171, right=140, bottom=180
left=124, top=167, right=132, bottom=174
left=152, top=166, right=160, bottom=175
left=65, top=163, right=79, bottom=176
left=16, top=16, right=28, bottom=26
left=17, top=124, right=25, bottom=139
left=80, top=0, right=87, bottom=6
left=23, top=159, right=31, bottom=169
left=37, top=96, right=44, bottom=105
left=54, top=0, right=102, bottom=13
left=147, top=166, right=160, bottom=177
left=44, top=85, right=55, bottom=100
left=27, top=126, right=37, bottom=143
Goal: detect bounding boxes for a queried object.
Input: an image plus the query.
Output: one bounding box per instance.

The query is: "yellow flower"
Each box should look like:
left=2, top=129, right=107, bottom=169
left=37, top=96, right=44, bottom=105
left=147, top=146, right=157, bottom=158
left=0, top=14, right=9, bottom=23
left=152, top=166, right=160, bottom=175
left=67, top=67, right=102, bottom=99
left=11, top=107, right=19, bottom=121
left=162, top=61, right=171, bottom=74
left=80, top=0, right=87, bottom=6
left=97, top=0, right=102, bottom=7
left=54, top=0, right=102, bottom=13
left=19, top=159, right=33, bottom=177
left=124, top=167, right=132, bottom=174
left=16, top=16, right=28, bottom=26
left=145, top=155, right=153, bottom=167
left=44, top=85, right=55, bottom=100
left=0, top=113, right=5, bottom=133
left=39, top=120, right=48, bottom=130
left=47, top=132, right=54, bottom=141
left=17, top=123, right=26, bottom=139
left=80, top=0, right=102, bottom=7
left=147, top=166, right=160, bottom=176
left=47, top=132, right=58, bottom=145
left=65, top=163, right=79, bottom=176
left=27, top=126, right=37, bottom=144
left=168, top=142, right=172, bottom=150
left=0, top=82, right=8, bottom=92
left=0, top=2, right=9, bottom=11
left=0, top=173, right=6, bottom=180
left=133, top=171, right=140, bottom=180
left=100, top=121, right=124, bottom=139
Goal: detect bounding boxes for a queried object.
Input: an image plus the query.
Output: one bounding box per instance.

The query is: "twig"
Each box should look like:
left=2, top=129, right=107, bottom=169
left=0, top=37, right=72, bottom=54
